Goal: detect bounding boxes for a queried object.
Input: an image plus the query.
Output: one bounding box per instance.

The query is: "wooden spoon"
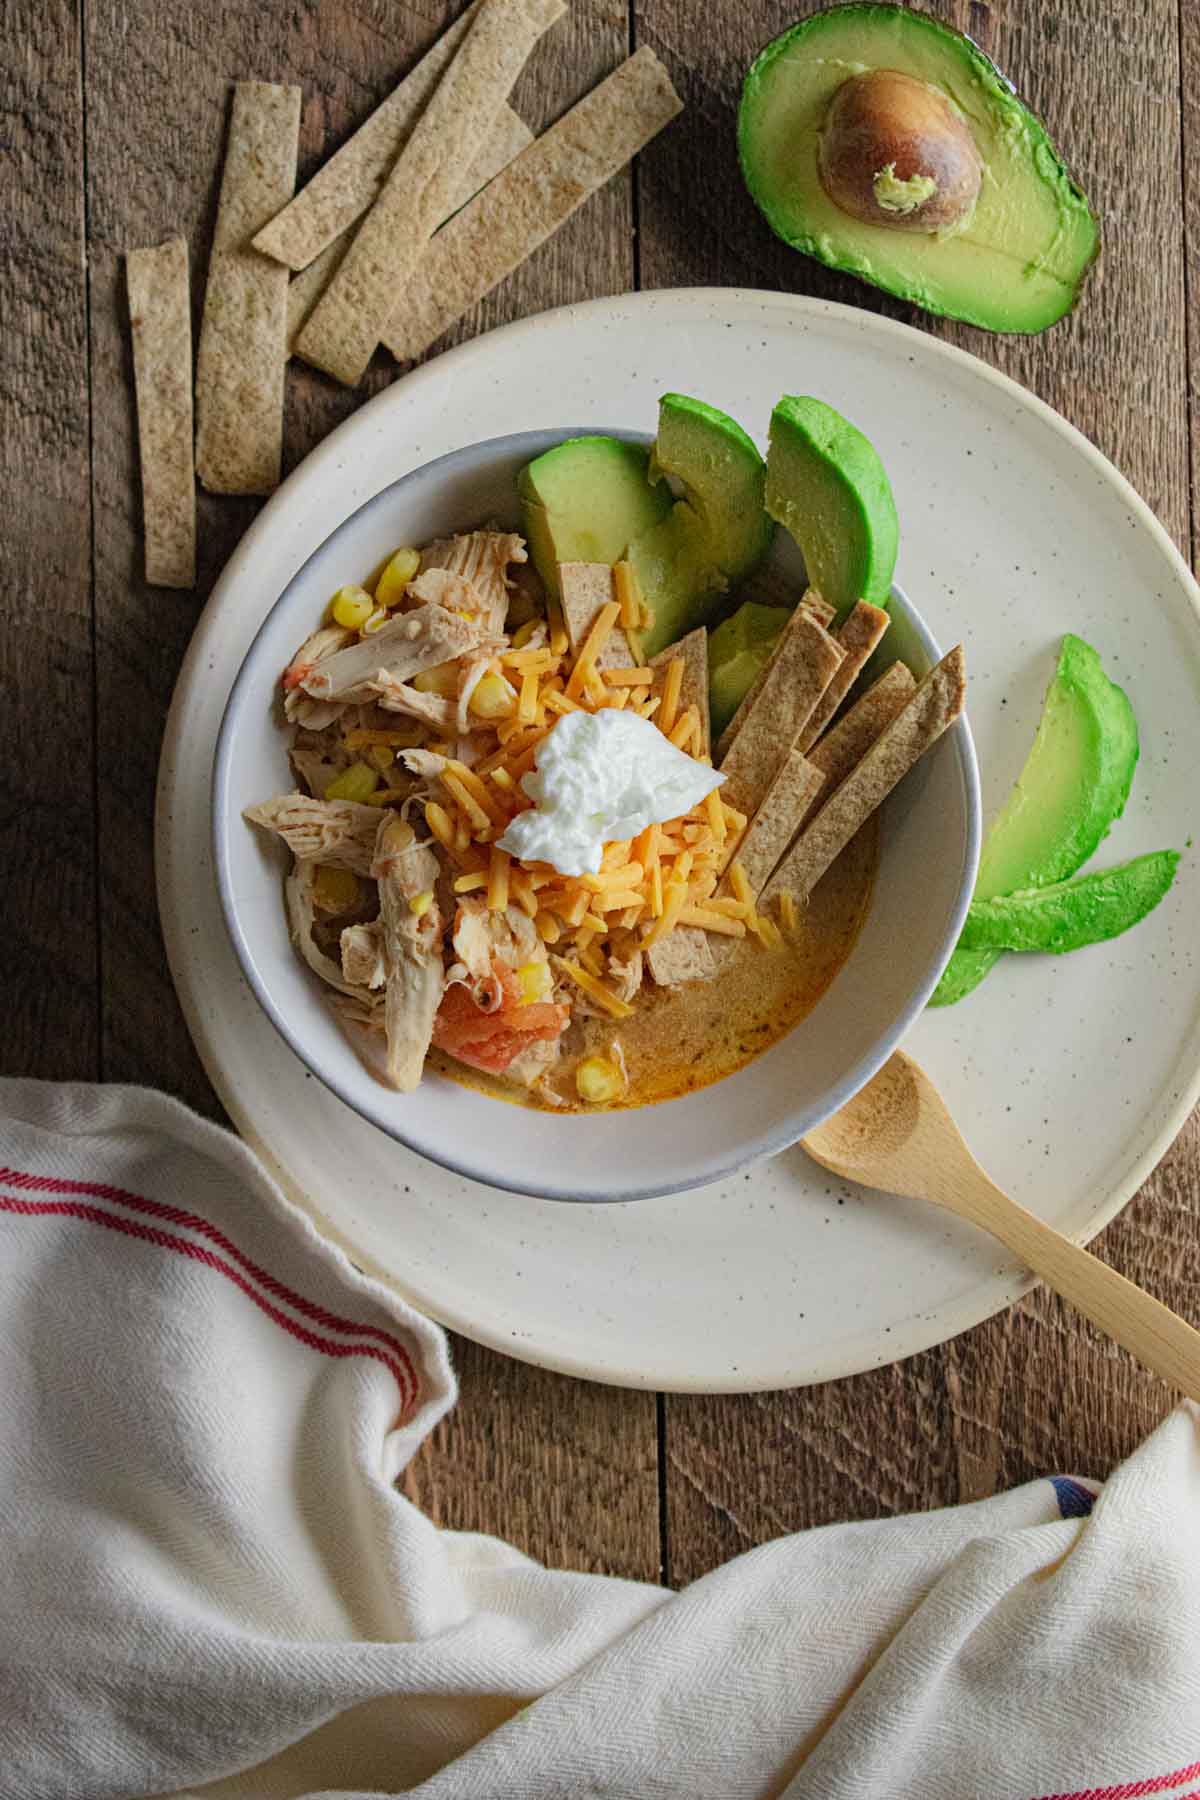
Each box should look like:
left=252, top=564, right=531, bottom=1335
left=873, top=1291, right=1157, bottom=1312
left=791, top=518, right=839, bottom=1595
left=802, top=1050, right=1200, bottom=1399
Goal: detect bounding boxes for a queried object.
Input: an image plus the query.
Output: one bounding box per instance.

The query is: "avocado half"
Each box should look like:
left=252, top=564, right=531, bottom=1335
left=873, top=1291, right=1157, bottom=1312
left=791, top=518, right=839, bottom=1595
left=739, top=5, right=1099, bottom=333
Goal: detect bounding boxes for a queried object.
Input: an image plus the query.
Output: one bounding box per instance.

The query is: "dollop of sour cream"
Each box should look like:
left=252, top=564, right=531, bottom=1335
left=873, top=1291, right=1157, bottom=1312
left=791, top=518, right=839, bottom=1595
left=497, top=708, right=725, bottom=876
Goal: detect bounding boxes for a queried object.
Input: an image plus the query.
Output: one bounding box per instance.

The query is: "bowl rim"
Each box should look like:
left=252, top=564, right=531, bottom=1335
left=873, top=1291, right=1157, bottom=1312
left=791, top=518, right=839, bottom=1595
left=213, top=426, right=981, bottom=1202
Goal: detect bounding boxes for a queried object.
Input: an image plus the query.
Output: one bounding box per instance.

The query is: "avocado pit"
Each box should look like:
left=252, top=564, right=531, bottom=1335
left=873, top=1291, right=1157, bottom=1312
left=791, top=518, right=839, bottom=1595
left=818, top=68, right=982, bottom=233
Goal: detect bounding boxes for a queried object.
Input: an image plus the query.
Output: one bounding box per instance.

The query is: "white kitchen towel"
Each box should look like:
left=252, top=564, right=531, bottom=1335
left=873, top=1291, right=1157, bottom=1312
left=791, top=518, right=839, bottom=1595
left=2, top=1078, right=1199, bottom=1800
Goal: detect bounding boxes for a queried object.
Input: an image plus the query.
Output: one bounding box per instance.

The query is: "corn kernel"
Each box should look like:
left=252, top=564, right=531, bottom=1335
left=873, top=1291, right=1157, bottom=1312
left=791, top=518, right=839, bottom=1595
left=511, top=618, right=540, bottom=648
left=408, top=890, right=434, bottom=917
left=469, top=671, right=517, bottom=719
left=325, top=762, right=379, bottom=804
left=413, top=660, right=460, bottom=697
left=311, top=865, right=360, bottom=913
left=329, top=585, right=375, bottom=631
left=575, top=1055, right=623, bottom=1105
left=375, top=546, right=421, bottom=607
left=516, top=960, right=552, bottom=1004
left=365, top=744, right=395, bottom=773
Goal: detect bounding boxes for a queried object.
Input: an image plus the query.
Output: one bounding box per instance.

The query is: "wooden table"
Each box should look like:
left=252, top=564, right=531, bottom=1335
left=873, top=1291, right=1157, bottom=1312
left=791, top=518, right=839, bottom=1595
left=6, top=0, right=1198, bottom=1588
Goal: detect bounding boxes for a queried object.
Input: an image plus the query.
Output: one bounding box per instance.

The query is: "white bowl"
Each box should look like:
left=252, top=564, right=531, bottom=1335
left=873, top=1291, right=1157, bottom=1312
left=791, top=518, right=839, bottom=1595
left=213, top=429, right=980, bottom=1201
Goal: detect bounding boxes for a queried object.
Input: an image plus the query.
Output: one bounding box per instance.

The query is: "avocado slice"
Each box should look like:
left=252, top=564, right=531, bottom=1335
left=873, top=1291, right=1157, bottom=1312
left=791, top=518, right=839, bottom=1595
left=518, top=436, right=672, bottom=603
left=958, top=851, right=1179, bottom=955
left=765, top=396, right=898, bottom=621
left=931, top=634, right=1139, bottom=1007
left=739, top=5, right=1098, bottom=334
left=708, top=601, right=786, bottom=741
left=629, top=394, right=774, bottom=658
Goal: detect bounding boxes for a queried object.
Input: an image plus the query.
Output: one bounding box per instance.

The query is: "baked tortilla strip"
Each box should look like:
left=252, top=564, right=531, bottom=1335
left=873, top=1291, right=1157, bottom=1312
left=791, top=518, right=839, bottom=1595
left=716, top=611, right=844, bottom=820
left=382, top=48, right=683, bottom=363
left=724, top=748, right=826, bottom=894
left=256, top=0, right=485, bottom=271
left=126, top=238, right=195, bottom=588
left=803, top=660, right=917, bottom=819
left=284, top=106, right=533, bottom=351
left=799, top=591, right=835, bottom=629
left=296, top=0, right=565, bottom=385
left=558, top=563, right=635, bottom=669
left=715, top=598, right=840, bottom=763
left=763, top=646, right=966, bottom=908
left=195, top=82, right=300, bottom=494
left=798, top=600, right=890, bottom=751
left=645, top=928, right=714, bottom=987
left=650, top=629, right=710, bottom=757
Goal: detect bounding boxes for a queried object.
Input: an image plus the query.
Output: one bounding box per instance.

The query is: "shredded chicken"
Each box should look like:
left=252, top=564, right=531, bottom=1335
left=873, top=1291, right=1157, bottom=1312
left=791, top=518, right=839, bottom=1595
left=372, top=818, right=444, bottom=1091
left=418, top=531, right=526, bottom=637
left=297, top=605, right=487, bottom=702
left=246, top=794, right=382, bottom=875
left=607, top=948, right=644, bottom=1005
left=456, top=654, right=493, bottom=737
left=369, top=672, right=458, bottom=731
left=400, top=748, right=449, bottom=780
left=282, top=626, right=353, bottom=724
left=452, top=896, right=542, bottom=986
left=285, top=862, right=384, bottom=1006
left=340, top=920, right=386, bottom=990
left=505, top=1037, right=562, bottom=1091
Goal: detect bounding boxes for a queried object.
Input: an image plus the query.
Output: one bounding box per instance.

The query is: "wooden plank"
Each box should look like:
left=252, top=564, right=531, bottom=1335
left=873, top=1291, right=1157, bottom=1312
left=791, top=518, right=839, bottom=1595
left=1, top=0, right=98, bottom=1081
left=639, top=0, right=1193, bottom=1582
left=1184, top=0, right=1200, bottom=575
left=83, top=0, right=657, bottom=1583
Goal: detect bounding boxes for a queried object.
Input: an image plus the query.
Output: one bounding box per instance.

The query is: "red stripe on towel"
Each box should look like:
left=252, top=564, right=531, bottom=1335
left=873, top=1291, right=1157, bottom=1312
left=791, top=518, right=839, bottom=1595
left=1032, top=1762, right=1200, bottom=1799
left=0, top=1191, right=418, bottom=1409
left=0, top=1164, right=419, bottom=1399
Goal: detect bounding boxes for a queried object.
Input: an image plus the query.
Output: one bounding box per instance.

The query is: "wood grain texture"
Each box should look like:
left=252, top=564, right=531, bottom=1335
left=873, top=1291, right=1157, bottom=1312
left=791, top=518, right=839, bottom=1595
left=637, top=0, right=1195, bottom=1581
left=81, top=0, right=657, bottom=1584
left=2, top=0, right=98, bottom=1080
left=1183, top=0, right=1199, bottom=571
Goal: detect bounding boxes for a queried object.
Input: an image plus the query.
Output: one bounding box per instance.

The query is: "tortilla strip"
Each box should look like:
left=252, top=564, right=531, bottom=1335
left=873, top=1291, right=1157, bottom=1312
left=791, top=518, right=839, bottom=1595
left=650, top=629, right=710, bottom=757
left=716, top=603, right=840, bottom=765
left=382, top=48, right=683, bottom=363
left=126, top=238, right=195, bottom=588
left=284, top=106, right=533, bottom=352
left=762, top=646, right=966, bottom=908
left=799, top=591, right=835, bottom=630
left=715, top=611, right=844, bottom=819
left=798, top=600, right=891, bottom=751
left=723, top=748, right=826, bottom=894
left=804, top=660, right=917, bottom=818
left=299, top=604, right=487, bottom=699
left=558, top=563, right=635, bottom=669
left=195, top=82, right=300, bottom=494
left=645, top=928, right=714, bottom=987
left=296, top=0, right=565, bottom=385
left=257, top=0, right=486, bottom=272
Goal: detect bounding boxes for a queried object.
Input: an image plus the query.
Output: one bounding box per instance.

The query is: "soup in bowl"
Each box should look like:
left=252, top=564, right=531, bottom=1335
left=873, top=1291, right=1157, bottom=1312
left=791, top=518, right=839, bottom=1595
left=214, top=425, right=979, bottom=1200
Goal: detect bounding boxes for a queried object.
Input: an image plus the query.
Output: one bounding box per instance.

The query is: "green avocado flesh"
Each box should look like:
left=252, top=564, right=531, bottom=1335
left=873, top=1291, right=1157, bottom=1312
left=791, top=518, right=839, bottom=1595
left=630, top=394, right=774, bottom=657
left=518, top=397, right=773, bottom=661
left=518, top=437, right=671, bottom=602
left=708, top=601, right=786, bottom=740
left=739, top=5, right=1099, bottom=333
left=765, top=395, right=898, bottom=620
left=931, top=633, right=1139, bottom=1007
left=958, top=851, right=1179, bottom=955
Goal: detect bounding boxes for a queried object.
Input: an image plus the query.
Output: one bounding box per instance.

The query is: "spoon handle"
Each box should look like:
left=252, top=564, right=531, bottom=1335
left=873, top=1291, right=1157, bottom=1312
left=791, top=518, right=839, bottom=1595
left=958, top=1171, right=1200, bottom=1400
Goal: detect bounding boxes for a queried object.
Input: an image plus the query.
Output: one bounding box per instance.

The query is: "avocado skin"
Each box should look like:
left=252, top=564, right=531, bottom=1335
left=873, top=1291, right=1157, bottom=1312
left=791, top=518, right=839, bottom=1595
left=958, top=851, right=1179, bottom=955
left=766, top=395, right=898, bottom=619
left=931, top=634, right=1140, bottom=1007
left=738, top=4, right=1099, bottom=334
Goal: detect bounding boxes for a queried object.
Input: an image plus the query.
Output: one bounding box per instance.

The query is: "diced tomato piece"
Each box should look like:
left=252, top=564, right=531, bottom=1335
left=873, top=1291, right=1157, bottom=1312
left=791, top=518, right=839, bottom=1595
left=432, top=983, right=567, bottom=1075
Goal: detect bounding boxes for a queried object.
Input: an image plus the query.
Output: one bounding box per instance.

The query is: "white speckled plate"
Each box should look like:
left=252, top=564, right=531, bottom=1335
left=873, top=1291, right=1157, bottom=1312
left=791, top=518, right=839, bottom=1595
left=158, top=290, right=1200, bottom=1392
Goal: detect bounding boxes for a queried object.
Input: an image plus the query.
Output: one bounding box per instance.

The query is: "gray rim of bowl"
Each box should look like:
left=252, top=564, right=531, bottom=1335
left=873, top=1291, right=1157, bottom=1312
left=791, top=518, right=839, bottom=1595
left=213, top=427, right=981, bottom=1203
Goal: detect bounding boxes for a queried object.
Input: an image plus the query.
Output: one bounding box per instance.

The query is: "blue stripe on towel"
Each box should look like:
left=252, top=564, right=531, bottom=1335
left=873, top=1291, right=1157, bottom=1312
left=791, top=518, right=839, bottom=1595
left=1050, top=1476, right=1096, bottom=1519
